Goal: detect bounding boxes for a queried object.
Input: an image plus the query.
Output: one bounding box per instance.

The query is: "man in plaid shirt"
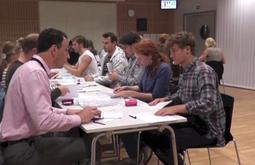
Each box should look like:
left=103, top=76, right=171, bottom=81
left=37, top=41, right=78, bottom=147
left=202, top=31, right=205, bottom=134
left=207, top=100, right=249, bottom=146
left=143, top=31, right=225, bottom=165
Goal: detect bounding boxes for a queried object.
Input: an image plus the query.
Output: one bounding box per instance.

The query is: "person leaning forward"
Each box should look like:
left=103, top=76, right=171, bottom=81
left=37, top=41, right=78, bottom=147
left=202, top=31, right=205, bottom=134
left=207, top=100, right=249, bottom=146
left=143, top=31, right=225, bottom=165
left=0, top=28, right=101, bottom=165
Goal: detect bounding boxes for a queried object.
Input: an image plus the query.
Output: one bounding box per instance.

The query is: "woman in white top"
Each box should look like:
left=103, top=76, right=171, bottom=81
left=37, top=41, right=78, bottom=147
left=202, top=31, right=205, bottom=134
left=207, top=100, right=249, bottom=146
left=64, top=35, right=98, bottom=77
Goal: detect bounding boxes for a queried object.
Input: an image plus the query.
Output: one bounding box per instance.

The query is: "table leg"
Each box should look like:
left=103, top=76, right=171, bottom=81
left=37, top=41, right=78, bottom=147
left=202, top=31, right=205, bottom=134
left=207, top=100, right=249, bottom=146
left=91, top=133, right=106, bottom=165
left=160, top=125, right=178, bottom=165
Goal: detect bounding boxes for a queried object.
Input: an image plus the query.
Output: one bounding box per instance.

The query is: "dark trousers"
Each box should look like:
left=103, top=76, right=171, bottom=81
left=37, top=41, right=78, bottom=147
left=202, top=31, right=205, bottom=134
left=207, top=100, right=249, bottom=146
left=2, top=135, right=91, bottom=165
left=142, top=124, right=216, bottom=165
left=119, top=133, right=140, bottom=159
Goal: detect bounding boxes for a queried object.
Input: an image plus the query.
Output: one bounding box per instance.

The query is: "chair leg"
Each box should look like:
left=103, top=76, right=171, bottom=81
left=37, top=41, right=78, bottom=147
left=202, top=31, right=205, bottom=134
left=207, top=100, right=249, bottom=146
left=207, top=148, right=212, bottom=165
left=112, top=135, right=120, bottom=160
left=182, top=150, right=186, bottom=165
left=221, top=78, right=226, bottom=94
left=182, top=150, right=191, bottom=165
left=136, top=131, right=141, bottom=165
left=233, top=140, right=241, bottom=165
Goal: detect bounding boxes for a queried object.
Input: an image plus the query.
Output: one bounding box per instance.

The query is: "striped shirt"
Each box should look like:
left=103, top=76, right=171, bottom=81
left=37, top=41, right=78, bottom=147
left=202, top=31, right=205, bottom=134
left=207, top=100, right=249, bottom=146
left=0, top=68, right=8, bottom=90
left=169, top=58, right=225, bottom=146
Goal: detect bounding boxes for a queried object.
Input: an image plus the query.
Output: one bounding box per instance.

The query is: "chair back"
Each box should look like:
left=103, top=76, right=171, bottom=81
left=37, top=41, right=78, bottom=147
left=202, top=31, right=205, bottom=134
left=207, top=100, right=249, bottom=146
left=221, top=93, right=234, bottom=143
left=206, top=61, right=224, bottom=82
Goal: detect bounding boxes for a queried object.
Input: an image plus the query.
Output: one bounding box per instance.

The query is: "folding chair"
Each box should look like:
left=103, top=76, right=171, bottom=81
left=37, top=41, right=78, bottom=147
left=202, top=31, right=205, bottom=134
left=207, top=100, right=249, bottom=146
left=183, top=94, right=241, bottom=165
left=206, top=61, right=225, bottom=93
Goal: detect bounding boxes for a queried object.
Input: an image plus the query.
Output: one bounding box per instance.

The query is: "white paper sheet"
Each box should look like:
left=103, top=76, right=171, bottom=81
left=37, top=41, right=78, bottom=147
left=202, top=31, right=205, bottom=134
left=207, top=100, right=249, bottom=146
left=135, top=112, right=186, bottom=123
left=144, top=100, right=172, bottom=112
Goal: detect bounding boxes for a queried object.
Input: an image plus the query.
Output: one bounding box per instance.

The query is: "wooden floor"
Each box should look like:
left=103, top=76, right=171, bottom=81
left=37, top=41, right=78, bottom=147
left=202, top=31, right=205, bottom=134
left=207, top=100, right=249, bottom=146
left=147, top=86, right=255, bottom=165
left=103, top=86, right=255, bottom=165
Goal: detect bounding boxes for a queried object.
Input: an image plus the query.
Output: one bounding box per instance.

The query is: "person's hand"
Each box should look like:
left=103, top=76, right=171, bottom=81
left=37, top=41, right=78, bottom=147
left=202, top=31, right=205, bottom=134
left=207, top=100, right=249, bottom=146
left=84, top=75, right=94, bottom=81
left=149, top=97, right=169, bottom=106
left=155, top=104, right=185, bottom=116
left=113, top=86, right=128, bottom=93
left=77, top=107, right=101, bottom=123
left=114, top=90, right=133, bottom=98
left=58, top=85, right=70, bottom=96
left=108, top=71, right=119, bottom=81
left=66, top=109, right=81, bottom=115
left=155, top=107, right=176, bottom=116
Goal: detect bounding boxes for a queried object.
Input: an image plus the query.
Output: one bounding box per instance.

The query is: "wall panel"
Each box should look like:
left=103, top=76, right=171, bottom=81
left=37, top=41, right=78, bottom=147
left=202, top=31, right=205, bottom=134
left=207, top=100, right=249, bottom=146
left=217, top=0, right=255, bottom=89
left=0, top=0, right=39, bottom=42
left=117, top=0, right=175, bottom=35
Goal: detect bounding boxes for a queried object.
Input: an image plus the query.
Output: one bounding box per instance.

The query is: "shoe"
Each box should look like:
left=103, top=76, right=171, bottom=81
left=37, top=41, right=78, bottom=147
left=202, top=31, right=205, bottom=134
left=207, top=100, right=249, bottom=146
left=139, top=145, right=152, bottom=165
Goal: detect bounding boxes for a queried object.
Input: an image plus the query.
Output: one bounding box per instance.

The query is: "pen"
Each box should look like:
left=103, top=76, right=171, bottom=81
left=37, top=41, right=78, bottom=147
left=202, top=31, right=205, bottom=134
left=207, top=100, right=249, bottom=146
left=92, top=120, right=106, bottom=125
left=83, top=84, right=97, bottom=87
left=80, top=90, right=100, bottom=93
left=129, top=115, right=137, bottom=119
left=92, top=117, right=104, bottom=121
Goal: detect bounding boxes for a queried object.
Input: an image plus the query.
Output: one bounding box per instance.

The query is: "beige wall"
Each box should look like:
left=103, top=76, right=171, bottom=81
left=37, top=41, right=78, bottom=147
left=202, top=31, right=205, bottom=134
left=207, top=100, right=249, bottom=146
left=39, top=1, right=116, bottom=50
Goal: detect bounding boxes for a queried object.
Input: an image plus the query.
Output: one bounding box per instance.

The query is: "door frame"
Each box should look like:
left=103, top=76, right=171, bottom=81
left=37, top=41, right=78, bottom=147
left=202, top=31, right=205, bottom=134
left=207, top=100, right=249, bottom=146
left=183, top=10, right=216, bottom=38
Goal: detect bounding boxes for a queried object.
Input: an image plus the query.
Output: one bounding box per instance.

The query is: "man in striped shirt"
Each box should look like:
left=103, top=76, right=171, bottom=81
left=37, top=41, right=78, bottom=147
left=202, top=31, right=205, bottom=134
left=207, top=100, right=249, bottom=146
left=143, top=31, right=225, bottom=165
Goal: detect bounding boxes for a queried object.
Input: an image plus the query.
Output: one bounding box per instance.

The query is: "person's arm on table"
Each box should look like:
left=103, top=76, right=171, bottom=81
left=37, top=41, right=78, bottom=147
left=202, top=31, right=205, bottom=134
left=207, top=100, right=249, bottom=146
left=155, top=104, right=187, bottom=116
left=64, top=55, right=92, bottom=77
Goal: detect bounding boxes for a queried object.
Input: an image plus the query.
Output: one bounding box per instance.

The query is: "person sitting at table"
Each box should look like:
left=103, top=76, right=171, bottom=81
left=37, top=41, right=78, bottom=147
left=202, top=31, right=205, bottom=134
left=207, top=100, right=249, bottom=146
left=0, top=28, right=101, bottom=165
left=108, top=31, right=143, bottom=86
left=0, top=40, right=21, bottom=92
left=4, top=33, right=69, bottom=102
left=143, top=31, right=225, bottom=165
left=64, top=35, right=98, bottom=77
left=84, top=32, right=128, bottom=88
left=113, top=39, right=171, bottom=164
left=67, top=40, right=79, bottom=65
left=113, top=39, right=171, bottom=102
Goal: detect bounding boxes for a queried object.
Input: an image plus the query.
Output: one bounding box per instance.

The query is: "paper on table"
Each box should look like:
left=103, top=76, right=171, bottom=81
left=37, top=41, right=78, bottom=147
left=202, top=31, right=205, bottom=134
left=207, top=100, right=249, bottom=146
left=135, top=112, right=186, bottom=123
left=101, top=111, right=123, bottom=119
left=99, top=111, right=123, bottom=122
left=146, top=100, right=172, bottom=112
left=78, top=93, right=120, bottom=107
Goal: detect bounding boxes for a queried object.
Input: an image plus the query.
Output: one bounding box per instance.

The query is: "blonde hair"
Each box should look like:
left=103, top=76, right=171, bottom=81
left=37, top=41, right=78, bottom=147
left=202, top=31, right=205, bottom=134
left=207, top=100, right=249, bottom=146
left=159, top=33, right=170, bottom=44
left=205, top=37, right=216, bottom=48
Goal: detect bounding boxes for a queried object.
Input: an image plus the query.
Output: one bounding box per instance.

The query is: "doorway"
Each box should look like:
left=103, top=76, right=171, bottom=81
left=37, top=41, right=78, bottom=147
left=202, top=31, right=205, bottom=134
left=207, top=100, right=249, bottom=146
left=183, top=11, right=216, bottom=57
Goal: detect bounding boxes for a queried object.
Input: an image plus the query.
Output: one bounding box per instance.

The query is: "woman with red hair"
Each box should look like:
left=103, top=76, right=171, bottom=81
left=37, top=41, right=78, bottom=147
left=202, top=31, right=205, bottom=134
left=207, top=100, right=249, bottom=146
left=115, top=39, right=172, bottom=164
left=114, top=39, right=171, bottom=102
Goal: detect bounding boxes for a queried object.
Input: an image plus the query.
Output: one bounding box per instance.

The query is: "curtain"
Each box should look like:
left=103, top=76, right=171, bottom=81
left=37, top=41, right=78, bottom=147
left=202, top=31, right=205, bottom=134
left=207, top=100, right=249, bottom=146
left=217, top=0, right=255, bottom=89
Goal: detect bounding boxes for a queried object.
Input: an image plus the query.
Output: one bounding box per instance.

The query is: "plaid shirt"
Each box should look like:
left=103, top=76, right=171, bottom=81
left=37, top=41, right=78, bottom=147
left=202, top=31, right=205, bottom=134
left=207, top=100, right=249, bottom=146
left=170, top=58, right=225, bottom=146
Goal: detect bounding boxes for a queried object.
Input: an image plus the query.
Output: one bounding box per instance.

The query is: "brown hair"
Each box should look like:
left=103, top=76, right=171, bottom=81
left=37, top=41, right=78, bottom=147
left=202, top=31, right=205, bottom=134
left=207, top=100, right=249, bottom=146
left=21, top=33, right=39, bottom=53
left=2, top=41, right=16, bottom=63
left=167, top=31, right=196, bottom=54
left=133, top=39, right=168, bottom=78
